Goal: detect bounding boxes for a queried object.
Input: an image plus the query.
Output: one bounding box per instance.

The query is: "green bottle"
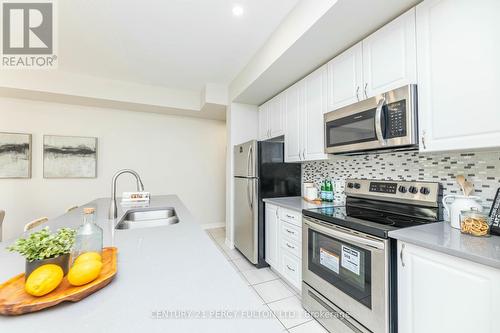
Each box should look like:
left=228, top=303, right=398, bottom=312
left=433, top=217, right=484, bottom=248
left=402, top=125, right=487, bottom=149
left=320, top=181, right=326, bottom=201
left=325, top=180, right=332, bottom=202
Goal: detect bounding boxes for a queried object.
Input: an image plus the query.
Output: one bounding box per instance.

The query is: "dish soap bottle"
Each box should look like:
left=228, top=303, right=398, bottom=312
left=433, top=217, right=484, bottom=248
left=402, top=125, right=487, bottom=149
left=73, top=207, right=103, bottom=262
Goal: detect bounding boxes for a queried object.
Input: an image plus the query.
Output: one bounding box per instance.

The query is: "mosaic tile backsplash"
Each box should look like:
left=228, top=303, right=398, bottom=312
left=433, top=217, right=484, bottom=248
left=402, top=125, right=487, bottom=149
left=302, top=150, right=500, bottom=213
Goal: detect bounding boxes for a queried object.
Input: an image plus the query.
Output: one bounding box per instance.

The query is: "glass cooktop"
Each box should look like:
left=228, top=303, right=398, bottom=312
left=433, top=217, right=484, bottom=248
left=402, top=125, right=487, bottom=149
left=303, top=198, right=442, bottom=239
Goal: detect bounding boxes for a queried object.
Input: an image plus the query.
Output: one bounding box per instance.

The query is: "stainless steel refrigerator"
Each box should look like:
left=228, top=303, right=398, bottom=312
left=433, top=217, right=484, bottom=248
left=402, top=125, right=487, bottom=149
left=233, top=140, right=301, bottom=267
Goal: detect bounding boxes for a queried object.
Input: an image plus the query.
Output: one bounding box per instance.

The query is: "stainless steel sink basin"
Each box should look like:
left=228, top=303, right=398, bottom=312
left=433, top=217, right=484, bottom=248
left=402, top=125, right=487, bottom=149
left=116, top=208, right=179, bottom=230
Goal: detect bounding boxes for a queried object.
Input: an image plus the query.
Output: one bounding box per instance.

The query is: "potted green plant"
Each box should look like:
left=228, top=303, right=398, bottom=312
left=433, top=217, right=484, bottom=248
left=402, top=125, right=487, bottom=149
left=7, top=227, right=76, bottom=277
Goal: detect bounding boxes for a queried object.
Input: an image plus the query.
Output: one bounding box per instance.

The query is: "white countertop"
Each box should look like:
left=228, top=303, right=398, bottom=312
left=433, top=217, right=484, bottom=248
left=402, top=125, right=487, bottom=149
left=262, top=196, right=341, bottom=212
left=389, top=222, right=500, bottom=269
left=0, top=196, right=283, bottom=333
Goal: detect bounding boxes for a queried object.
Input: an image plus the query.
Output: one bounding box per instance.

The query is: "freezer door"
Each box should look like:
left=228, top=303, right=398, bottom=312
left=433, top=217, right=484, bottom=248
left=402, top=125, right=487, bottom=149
left=234, top=177, right=258, bottom=264
left=233, top=140, right=258, bottom=178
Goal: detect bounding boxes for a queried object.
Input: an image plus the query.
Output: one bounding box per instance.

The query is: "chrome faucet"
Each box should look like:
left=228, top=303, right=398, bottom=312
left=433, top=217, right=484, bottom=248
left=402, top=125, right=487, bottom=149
left=109, top=169, right=145, bottom=219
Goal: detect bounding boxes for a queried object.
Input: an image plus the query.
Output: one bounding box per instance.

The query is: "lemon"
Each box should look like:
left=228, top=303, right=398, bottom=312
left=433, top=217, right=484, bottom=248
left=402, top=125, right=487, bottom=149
left=73, top=252, right=102, bottom=265
left=25, top=264, right=63, bottom=297
left=67, top=260, right=103, bottom=286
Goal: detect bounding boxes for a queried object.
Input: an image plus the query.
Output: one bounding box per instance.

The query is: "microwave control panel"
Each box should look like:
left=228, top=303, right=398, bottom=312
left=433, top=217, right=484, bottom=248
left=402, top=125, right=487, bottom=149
left=386, top=100, right=407, bottom=139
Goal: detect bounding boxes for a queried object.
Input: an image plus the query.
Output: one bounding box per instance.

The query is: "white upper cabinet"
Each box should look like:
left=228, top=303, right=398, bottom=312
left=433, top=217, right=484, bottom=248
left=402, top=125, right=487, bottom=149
left=284, top=67, right=327, bottom=162
left=327, top=9, right=417, bottom=112
left=258, top=96, right=285, bottom=141
left=258, top=103, right=268, bottom=141
left=362, top=8, right=417, bottom=98
left=417, top=0, right=500, bottom=152
left=304, top=65, right=328, bottom=161
left=327, top=42, right=363, bottom=111
left=269, top=95, right=285, bottom=138
left=284, top=82, right=303, bottom=162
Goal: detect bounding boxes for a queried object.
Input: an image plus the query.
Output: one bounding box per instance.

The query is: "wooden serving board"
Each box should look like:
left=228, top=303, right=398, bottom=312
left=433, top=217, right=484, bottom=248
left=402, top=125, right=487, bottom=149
left=0, top=247, right=117, bottom=316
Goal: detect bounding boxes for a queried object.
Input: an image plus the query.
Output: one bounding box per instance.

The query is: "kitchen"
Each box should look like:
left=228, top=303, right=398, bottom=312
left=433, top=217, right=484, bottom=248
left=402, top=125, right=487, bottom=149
left=1, top=0, right=500, bottom=332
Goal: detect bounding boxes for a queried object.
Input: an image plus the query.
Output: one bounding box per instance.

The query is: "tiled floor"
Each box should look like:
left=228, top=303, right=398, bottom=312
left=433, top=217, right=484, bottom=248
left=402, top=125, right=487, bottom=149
left=206, top=227, right=329, bottom=333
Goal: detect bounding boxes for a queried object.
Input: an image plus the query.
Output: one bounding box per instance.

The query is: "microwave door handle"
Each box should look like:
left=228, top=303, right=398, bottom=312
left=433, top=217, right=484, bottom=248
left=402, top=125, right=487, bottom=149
left=375, top=97, right=387, bottom=146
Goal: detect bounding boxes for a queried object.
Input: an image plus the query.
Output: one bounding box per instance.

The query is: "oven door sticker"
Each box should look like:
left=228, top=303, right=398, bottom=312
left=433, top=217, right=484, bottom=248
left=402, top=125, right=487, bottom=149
left=341, top=245, right=360, bottom=275
left=319, top=248, right=339, bottom=274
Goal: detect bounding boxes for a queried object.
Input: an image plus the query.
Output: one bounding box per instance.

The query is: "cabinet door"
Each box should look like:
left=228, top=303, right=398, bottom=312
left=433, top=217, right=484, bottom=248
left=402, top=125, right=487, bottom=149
left=362, top=8, right=417, bottom=98
left=264, top=204, right=279, bottom=269
left=284, top=82, right=304, bottom=162
left=303, top=65, right=328, bottom=161
left=269, top=95, right=285, bottom=139
left=258, top=103, right=269, bottom=141
left=416, top=0, right=500, bottom=152
left=398, top=241, right=500, bottom=333
left=326, top=42, right=363, bottom=111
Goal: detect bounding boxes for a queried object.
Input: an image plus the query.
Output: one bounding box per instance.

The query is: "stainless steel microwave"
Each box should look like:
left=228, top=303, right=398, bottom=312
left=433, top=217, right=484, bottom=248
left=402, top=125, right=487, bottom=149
left=324, top=85, right=418, bottom=155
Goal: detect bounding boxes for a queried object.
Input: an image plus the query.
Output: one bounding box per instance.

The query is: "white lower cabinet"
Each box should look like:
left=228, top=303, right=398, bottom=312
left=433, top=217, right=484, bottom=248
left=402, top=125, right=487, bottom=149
left=264, top=204, right=279, bottom=269
left=281, top=252, right=301, bottom=289
left=398, top=241, right=500, bottom=333
left=265, top=203, right=302, bottom=291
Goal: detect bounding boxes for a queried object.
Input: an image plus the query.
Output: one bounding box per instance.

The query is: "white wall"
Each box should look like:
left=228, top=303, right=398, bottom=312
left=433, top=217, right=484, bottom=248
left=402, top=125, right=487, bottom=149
left=0, top=97, right=226, bottom=240
left=225, top=103, right=259, bottom=247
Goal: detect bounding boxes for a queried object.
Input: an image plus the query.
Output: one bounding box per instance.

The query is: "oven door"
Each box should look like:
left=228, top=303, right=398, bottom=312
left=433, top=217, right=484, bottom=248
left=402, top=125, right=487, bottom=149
left=302, top=217, right=389, bottom=333
left=324, top=84, right=418, bottom=154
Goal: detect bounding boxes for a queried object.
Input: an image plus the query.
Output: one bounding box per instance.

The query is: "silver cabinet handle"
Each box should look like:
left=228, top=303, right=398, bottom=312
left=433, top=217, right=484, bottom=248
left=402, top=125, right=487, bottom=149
left=375, top=97, right=387, bottom=146
left=285, top=214, right=295, bottom=219
left=400, top=243, right=405, bottom=267
left=355, top=86, right=360, bottom=101
left=364, top=83, right=368, bottom=99
left=421, top=132, right=427, bottom=150
left=286, top=243, right=295, bottom=249
left=285, top=229, right=295, bottom=235
left=286, top=265, right=295, bottom=272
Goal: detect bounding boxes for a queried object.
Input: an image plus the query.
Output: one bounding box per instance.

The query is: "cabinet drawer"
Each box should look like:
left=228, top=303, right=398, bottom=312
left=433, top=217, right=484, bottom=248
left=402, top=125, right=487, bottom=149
left=278, top=208, right=301, bottom=227
left=280, top=221, right=301, bottom=243
left=281, top=253, right=301, bottom=290
left=281, top=236, right=301, bottom=259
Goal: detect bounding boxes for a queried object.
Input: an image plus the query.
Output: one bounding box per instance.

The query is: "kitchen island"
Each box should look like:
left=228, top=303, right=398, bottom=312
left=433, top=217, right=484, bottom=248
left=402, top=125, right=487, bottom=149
left=0, top=196, right=284, bottom=333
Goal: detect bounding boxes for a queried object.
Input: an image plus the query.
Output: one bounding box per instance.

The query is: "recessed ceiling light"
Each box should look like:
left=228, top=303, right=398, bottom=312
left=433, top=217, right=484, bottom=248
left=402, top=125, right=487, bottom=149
left=232, top=5, right=244, bottom=17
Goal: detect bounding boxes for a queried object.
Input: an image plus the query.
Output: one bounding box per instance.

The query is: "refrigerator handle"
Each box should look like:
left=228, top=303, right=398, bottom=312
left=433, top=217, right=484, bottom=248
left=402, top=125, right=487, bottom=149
left=246, top=145, right=253, bottom=177
left=246, top=179, right=254, bottom=211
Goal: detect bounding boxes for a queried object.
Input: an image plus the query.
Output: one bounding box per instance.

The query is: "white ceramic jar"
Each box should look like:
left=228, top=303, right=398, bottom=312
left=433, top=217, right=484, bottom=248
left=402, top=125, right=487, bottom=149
left=442, top=195, right=483, bottom=229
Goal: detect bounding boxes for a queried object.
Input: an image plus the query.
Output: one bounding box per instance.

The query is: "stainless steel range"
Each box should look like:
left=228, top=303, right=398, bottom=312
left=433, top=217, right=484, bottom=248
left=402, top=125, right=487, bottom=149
left=302, top=179, right=443, bottom=333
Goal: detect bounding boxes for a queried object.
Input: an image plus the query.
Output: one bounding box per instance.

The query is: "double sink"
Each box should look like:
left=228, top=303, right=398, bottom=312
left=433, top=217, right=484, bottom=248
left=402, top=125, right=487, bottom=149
left=115, top=208, right=180, bottom=230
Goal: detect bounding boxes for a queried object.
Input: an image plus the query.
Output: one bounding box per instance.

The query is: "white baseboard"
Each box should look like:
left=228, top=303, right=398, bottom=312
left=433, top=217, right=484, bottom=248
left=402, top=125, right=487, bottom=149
left=201, top=222, right=226, bottom=230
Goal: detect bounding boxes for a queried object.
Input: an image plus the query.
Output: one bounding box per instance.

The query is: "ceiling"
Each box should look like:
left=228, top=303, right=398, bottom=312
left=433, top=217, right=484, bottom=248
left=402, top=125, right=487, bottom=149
left=57, top=0, right=299, bottom=92
left=232, top=0, right=422, bottom=105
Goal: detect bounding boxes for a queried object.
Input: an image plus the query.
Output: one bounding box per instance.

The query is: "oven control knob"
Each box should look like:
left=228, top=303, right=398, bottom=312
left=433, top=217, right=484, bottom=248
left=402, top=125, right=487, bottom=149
left=347, top=182, right=354, bottom=189
left=408, top=186, right=419, bottom=194
left=354, top=183, right=361, bottom=189
left=420, top=187, right=430, bottom=195
left=398, top=186, right=407, bottom=193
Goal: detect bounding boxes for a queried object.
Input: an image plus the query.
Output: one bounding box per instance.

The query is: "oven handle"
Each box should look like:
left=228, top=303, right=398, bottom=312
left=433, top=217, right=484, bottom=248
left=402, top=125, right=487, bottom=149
left=375, top=96, right=387, bottom=146
left=304, top=219, right=385, bottom=250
